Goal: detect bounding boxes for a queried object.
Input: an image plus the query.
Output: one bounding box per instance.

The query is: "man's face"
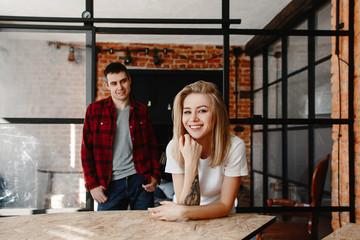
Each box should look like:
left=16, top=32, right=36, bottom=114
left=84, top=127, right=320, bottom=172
left=105, top=72, right=131, bottom=103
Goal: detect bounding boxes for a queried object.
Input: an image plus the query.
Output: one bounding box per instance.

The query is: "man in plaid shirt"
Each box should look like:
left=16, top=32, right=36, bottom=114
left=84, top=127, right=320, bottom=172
left=81, top=62, right=161, bottom=210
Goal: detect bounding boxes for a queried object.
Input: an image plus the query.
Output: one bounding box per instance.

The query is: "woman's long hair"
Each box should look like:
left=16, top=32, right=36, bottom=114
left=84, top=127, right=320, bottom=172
left=171, top=80, right=232, bottom=168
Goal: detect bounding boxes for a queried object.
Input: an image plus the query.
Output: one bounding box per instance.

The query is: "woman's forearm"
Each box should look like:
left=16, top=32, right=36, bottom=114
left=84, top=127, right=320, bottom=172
left=184, top=174, right=200, bottom=205
left=180, top=201, right=232, bottom=220
left=178, top=165, right=200, bottom=205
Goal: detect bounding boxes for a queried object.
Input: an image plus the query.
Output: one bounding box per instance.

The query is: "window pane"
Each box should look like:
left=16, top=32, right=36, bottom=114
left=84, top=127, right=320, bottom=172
left=287, top=128, right=308, bottom=186
left=314, top=127, right=332, bottom=199
left=253, top=55, right=263, bottom=90
left=288, top=36, right=308, bottom=73
left=0, top=0, right=85, bottom=18
left=288, top=20, right=307, bottom=74
left=269, top=177, right=282, bottom=199
left=288, top=71, right=308, bottom=118
left=268, top=82, right=282, bottom=118
left=253, top=90, right=263, bottom=117
left=316, top=37, right=331, bottom=61
left=0, top=30, right=87, bottom=118
left=268, top=40, right=282, bottom=84
left=0, top=124, right=85, bottom=209
left=254, top=173, right=263, bottom=207
left=268, top=128, right=282, bottom=176
left=316, top=2, right=331, bottom=30
left=315, top=60, right=332, bottom=118
left=95, top=0, right=222, bottom=19
left=253, top=131, right=263, bottom=172
left=269, top=180, right=303, bottom=202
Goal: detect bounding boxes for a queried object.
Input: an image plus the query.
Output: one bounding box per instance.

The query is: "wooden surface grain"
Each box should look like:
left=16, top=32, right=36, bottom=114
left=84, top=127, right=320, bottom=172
left=0, top=210, right=275, bottom=240
left=323, top=223, right=360, bottom=240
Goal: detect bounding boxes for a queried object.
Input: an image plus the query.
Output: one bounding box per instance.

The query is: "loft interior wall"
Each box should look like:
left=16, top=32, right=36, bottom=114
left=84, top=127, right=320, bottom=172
left=0, top=0, right=256, bottom=211
left=0, top=0, right=348, bottom=227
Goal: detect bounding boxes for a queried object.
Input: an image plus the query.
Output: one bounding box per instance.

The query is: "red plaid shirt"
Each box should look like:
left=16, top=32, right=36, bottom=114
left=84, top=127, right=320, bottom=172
left=81, top=97, right=160, bottom=191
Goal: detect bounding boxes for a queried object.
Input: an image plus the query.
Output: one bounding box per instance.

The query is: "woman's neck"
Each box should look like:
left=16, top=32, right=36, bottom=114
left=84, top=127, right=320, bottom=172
left=198, top=137, right=211, bottom=159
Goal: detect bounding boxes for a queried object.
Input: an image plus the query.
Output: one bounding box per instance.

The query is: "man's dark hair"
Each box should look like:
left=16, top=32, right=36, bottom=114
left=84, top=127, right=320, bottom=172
left=103, top=62, right=131, bottom=83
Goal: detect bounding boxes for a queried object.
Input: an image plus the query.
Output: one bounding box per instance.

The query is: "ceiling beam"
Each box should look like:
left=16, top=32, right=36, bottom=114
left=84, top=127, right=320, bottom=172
left=245, top=0, right=329, bottom=56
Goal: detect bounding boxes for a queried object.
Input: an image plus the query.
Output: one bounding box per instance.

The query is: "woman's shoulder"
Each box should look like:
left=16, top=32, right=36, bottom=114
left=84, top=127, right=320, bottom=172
left=226, top=135, right=246, bottom=157
left=165, top=139, right=175, bottom=155
left=230, top=134, right=245, bottom=146
left=166, top=139, right=174, bottom=148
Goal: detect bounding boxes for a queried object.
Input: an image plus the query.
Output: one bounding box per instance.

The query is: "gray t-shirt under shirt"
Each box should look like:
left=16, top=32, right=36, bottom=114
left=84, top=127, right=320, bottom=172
left=111, top=105, right=136, bottom=181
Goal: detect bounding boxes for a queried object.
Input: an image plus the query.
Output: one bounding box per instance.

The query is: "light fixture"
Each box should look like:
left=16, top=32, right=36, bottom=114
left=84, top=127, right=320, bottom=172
left=124, top=49, right=132, bottom=65
left=270, top=51, right=281, bottom=59
left=68, top=46, right=75, bottom=62
left=153, top=49, right=161, bottom=66
left=273, top=51, right=282, bottom=58
left=153, top=54, right=160, bottom=65
left=167, top=103, right=172, bottom=110
left=234, top=125, right=244, bottom=132
left=147, top=100, right=152, bottom=107
left=100, top=47, right=171, bottom=65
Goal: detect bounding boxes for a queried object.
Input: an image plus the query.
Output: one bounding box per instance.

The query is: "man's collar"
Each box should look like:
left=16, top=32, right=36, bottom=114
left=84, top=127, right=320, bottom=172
left=105, top=96, right=134, bottom=110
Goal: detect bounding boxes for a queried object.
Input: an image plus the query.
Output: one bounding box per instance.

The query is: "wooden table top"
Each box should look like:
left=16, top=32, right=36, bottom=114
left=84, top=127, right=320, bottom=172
left=323, top=223, right=360, bottom=240
left=0, top=210, right=275, bottom=240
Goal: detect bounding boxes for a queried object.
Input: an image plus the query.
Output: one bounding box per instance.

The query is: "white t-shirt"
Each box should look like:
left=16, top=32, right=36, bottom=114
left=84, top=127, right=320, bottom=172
left=165, top=135, right=248, bottom=209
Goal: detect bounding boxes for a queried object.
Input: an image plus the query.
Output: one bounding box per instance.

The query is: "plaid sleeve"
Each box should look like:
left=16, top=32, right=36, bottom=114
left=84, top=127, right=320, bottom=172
left=81, top=105, right=99, bottom=191
left=145, top=108, right=161, bottom=183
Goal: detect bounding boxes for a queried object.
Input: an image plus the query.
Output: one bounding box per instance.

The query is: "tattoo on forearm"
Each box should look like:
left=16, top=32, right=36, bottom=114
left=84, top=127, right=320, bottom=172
left=184, top=175, right=200, bottom=206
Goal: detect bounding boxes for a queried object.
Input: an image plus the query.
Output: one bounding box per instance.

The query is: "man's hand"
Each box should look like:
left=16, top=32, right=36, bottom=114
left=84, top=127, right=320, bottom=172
left=142, top=176, right=158, bottom=192
left=90, top=186, right=108, bottom=203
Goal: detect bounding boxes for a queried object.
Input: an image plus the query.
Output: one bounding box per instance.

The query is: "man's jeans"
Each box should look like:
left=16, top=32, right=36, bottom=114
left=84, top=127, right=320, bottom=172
left=97, top=174, right=154, bottom=211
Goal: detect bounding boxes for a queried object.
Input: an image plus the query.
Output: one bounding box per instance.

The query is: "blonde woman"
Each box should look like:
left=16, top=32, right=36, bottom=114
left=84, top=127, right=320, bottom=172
left=148, top=80, right=248, bottom=221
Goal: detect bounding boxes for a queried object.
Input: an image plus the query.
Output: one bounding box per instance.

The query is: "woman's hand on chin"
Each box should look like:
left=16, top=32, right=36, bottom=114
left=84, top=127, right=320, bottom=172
left=179, top=134, right=202, bottom=168
left=148, top=201, right=187, bottom=222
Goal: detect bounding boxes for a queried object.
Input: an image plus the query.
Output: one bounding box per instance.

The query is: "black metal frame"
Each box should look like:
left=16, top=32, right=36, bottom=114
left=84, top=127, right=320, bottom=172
left=245, top=0, right=355, bottom=223
left=0, top=0, right=354, bottom=221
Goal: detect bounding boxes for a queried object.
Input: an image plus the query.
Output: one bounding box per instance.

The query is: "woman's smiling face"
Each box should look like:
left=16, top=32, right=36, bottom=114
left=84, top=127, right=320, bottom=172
left=182, top=93, right=214, bottom=143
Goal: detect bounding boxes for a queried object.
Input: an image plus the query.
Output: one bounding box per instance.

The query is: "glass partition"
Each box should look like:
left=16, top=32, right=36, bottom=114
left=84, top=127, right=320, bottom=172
left=0, top=30, right=86, bottom=118
left=0, top=0, right=85, bottom=18
left=288, top=70, right=308, bottom=118
left=268, top=128, right=282, bottom=176
left=0, top=29, right=87, bottom=211
left=253, top=173, right=263, bottom=207
left=253, top=55, right=263, bottom=90
left=252, top=131, right=263, bottom=172
left=287, top=128, right=309, bottom=181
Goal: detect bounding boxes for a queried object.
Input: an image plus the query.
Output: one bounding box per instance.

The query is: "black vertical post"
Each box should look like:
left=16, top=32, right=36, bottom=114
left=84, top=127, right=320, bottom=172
left=85, top=0, right=93, bottom=24
left=308, top=12, right=316, bottom=201
left=348, top=0, right=355, bottom=223
left=222, top=0, right=230, bottom=111
left=85, top=0, right=95, bottom=211
left=250, top=56, right=254, bottom=207
left=281, top=36, right=288, bottom=200
left=263, top=48, right=269, bottom=206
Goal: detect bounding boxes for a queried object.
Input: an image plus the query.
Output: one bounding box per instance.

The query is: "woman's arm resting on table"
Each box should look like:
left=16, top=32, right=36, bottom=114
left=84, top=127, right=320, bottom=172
left=148, top=176, right=241, bottom=221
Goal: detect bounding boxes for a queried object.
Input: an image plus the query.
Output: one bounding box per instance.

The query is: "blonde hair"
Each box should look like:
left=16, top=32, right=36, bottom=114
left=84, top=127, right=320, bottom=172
left=171, top=80, right=232, bottom=168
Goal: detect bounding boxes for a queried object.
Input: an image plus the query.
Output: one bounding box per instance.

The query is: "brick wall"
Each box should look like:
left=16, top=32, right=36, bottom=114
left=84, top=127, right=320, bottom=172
left=96, top=42, right=251, bottom=188
left=331, top=0, right=360, bottom=228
